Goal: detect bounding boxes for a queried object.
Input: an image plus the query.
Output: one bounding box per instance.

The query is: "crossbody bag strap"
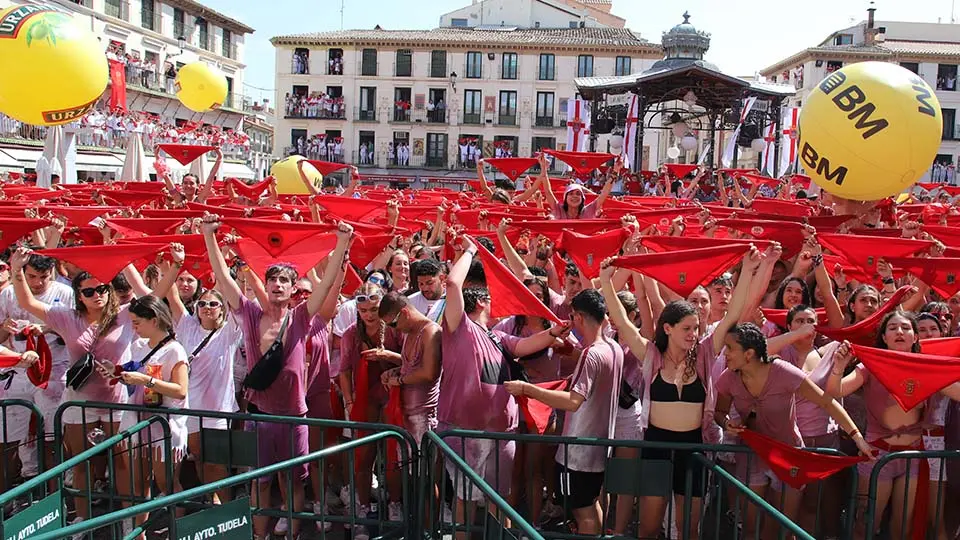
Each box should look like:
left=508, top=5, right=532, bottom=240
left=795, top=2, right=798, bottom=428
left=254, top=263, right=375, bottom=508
left=190, top=328, right=218, bottom=359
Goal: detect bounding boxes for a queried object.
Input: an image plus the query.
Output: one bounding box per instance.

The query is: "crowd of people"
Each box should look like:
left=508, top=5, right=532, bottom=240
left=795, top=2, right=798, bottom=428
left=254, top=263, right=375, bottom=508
left=293, top=133, right=345, bottom=162
left=284, top=92, right=346, bottom=119
left=0, top=151, right=958, bottom=540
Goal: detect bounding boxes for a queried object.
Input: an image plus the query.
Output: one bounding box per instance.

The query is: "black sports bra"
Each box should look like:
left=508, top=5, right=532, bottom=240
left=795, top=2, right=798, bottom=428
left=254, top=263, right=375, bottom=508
left=649, top=372, right=706, bottom=403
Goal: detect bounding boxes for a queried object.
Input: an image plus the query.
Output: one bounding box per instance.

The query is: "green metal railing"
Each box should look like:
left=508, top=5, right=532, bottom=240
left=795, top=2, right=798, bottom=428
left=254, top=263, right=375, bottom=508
left=0, top=399, right=45, bottom=491
left=692, top=453, right=816, bottom=540
left=31, top=431, right=409, bottom=540
left=53, top=400, right=418, bottom=538
left=424, top=430, right=545, bottom=540
left=863, top=448, right=960, bottom=540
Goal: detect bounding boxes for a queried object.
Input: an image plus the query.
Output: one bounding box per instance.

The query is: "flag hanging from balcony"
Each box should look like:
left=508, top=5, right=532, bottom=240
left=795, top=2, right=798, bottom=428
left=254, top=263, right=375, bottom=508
left=780, top=107, right=800, bottom=176
left=621, top=94, right=639, bottom=170
left=108, top=59, right=127, bottom=112
left=720, top=96, right=756, bottom=168
left=565, top=99, right=592, bottom=153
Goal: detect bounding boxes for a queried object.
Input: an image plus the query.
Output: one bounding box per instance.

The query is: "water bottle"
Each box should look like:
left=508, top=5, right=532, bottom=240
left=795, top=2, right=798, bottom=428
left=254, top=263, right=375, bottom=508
left=87, top=427, right=106, bottom=445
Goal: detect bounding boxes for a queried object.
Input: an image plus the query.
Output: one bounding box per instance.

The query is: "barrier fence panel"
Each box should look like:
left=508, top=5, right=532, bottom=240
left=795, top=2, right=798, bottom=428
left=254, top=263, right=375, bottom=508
left=0, top=416, right=169, bottom=540
left=30, top=431, right=411, bottom=540
left=863, top=449, right=960, bottom=540
left=53, top=400, right=419, bottom=539
left=427, top=429, right=860, bottom=540
left=0, top=399, right=46, bottom=500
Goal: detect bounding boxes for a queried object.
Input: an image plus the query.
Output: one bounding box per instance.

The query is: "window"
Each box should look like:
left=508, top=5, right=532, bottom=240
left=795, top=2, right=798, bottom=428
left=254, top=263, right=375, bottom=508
left=394, top=87, right=412, bottom=121
left=359, top=86, right=376, bottom=121
left=451, top=18, right=468, bottom=27
left=104, top=0, right=125, bottom=20
left=501, top=52, right=518, bottom=80
left=328, top=49, right=343, bottom=75
left=225, top=76, right=234, bottom=108
left=466, top=52, right=483, bottom=79
left=173, top=8, right=185, bottom=40
left=834, top=34, right=853, bottom=45
left=361, top=49, right=378, bottom=76
left=577, top=55, right=594, bottom=77
left=395, top=49, right=412, bottom=77
left=428, top=88, right=447, bottom=122
left=222, top=29, right=232, bottom=59
left=900, top=62, right=919, bottom=74
left=290, top=129, right=307, bottom=152
left=535, top=92, right=555, bottom=127
left=539, top=54, right=555, bottom=80
left=141, top=0, right=157, bottom=31
left=498, top=91, right=517, bottom=125
left=292, top=48, right=310, bottom=74
left=357, top=131, right=376, bottom=165
left=430, top=50, right=447, bottom=78
left=615, top=56, right=632, bottom=76
left=825, top=60, right=843, bottom=74
left=531, top=137, right=556, bottom=170
left=427, top=134, right=448, bottom=167
left=937, top=64, right=957, bottom=91
left=463, top=90, right=481, bottom=124
left=943, top=108, right=957, bottom=139
left=197, top=19, right=209, bottom=51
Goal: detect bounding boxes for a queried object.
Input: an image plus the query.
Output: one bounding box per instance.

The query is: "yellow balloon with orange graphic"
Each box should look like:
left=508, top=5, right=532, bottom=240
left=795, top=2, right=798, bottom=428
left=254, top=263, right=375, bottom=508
left=271, top=155, right=323, bottom=195
left=175, top=62, right=228, bottom=112
left=0, top=5, right=108, bottom=126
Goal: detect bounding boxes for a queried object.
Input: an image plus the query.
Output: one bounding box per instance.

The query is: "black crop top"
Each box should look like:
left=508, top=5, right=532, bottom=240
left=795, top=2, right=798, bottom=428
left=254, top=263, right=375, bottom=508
left=649, top=372, right=706, bottom=403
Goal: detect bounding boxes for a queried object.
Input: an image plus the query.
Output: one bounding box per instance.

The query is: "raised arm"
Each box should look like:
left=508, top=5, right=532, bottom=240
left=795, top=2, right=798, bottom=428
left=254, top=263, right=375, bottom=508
left=308, top=222, right=353, bottom=318
left=512, top=175, right=542, bottom=204
left=513, top=322, right=571, bottom=358
left=341, top=167, right=360, bottom=198
left=600, top=259, right=649, bottom=355
left=538, top=154, right=559, bottom=209
left=497, top=218, right=532, bottom=280
left=443, top=235, right=477, bottom=332
left=823, top=341, right=865, bottom=398
left=9, top=248, right=51, bottom=323
left=296, top=160, right=322, bottom=196
left=195, top=148, right=222, bottom=204
left=711, top=246, right=762, bottom=352
left=806, top=236, right=845, bottom=328
left=475, top=159, right=495, bottom=201
left=200, top=214, right=243, bottom=310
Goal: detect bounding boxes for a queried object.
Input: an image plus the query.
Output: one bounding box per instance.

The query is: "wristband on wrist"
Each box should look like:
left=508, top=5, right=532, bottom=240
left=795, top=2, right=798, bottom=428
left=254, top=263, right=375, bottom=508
left=882, top=277, right=895, bottom=285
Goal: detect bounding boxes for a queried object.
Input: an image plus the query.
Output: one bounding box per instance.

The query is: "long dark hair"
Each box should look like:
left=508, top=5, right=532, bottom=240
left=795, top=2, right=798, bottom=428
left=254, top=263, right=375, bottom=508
left=774, top=277, right=811, bottom=309
left=874, top=310, right=921, bottom=353
left=513, top=277, right=551, bottom=334
left=653, top=300, right=699, bottom=381
left=72, top=271, right=120, bottom=338
left=847, top=284, right=880, bottom=324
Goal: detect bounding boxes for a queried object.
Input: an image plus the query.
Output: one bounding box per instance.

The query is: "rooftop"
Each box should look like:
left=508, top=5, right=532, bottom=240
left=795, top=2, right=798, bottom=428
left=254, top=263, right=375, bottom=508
left=165, top=0, right=255, bottom=34
left=271, top=26, right=659, bottom=52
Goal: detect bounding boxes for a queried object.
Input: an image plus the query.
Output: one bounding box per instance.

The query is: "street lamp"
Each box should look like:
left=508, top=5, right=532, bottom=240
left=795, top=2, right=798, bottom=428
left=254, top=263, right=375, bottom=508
left=177, top=35, right=185, bottom=54
left=449, top=71, right=458, bottom=91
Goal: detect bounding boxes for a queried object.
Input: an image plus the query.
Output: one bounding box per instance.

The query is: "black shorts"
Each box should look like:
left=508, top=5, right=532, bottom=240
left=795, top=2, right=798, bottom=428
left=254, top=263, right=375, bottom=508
left=643, top=424, right=706, bottom=497
left=554, top=462, right=605, bottom=510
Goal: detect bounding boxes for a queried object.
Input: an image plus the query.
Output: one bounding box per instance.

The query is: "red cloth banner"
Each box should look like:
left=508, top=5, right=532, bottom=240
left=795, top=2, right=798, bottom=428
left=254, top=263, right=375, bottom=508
left=108, top=59, right=127, bottom=112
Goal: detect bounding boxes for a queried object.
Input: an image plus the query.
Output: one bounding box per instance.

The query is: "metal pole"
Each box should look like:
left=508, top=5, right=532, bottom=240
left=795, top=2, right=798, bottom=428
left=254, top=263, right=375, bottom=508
left=772, top=96, right=784, bottom=177
left=634, top=94, right=646, bottom=172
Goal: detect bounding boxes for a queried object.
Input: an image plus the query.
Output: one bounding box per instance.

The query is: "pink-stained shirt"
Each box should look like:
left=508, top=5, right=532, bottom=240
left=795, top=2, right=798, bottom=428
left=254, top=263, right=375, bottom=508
left=639, top=334, right=719, bottom=442
left=492, top=317, right=559, bottom=383
left=46, top=305, right=135, bottom=404
left=854, top=362, right=925, bottom=442
left=340, top=323, right=401, bottom=406
left=304, top=316, right=331, bottom=400
left=556, top=337, right=623, bottom=472
left=399, top=322, right=441, bottom=416
left=779, top=343, right=838, bottom=438
left=235, top=297, right=312, bottom=416
left=438, top=318, right=522, bottom=432
left=716, top=358, right=807, bottom=446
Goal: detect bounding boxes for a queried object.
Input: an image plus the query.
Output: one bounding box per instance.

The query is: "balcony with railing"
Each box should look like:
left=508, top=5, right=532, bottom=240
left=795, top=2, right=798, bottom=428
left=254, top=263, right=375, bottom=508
left=284, top=98, right=346, bottom=120
left=425, top=153, right=448, bottom=168
left=411, top=108, right=448, bottom=124
left=385, top=153, right=426, bottom=169
left=352, top=149, right=380, bottom=167
left=497, top=112, right=519, bottom=126
left=104, top=0, right=129, bottom=21
left=355, top=107, right=378, bottom=122
left=392, top=108, right=412, bottom=123
left=533, top=110, right=567, bottom=129
left=461, top=112, right=482, bottom=125
left=291, top=52, right=310, bottom=75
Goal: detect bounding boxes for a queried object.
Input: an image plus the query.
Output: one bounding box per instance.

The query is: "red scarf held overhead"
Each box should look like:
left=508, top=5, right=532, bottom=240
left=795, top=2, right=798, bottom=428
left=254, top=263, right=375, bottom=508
left=157, top=144, right=215, bottom=166
left=816, top=286, right=912, bottom=346
left=760, top=307, right=828, bottom=329
left=850, top=344, right=960, bottom=411
left=919, top=337, right=960, bottom=357
left=305, top=160, right=350, bottom=177
left=613, top=244, right=750, bottom=298
left=663, top=164, right=698, bottom=178
left=641, top=235, right=775, bottom=254
left=884, top=256, right=960, bottom=299
left=0, top=218, right=51, bottom=251
left=559, top=228, right=629, bottom=280
left=312, top=195, right=385, bottom=221
left=625, top=207, right=701, bottom=228
left=468, top=235, right=563, bottom=325
left=483, top=157, right=539, bottom=181
left=105, top=217, right=184, bottom=237
left=816, top=234, right=934, bottom=275
left=44, top=206, right=122, bottom=227
left=542, top=150, right=616, bottom=176
left=37, top=243, right=169, bottom=285
left=221, top=217, right=336, bottom=257
left=509, top=219, right=621, bottom=245
left=227, top=178, right=273, bottom=201
left=738, top=430, right=867, bottom=490
left=715, top=218, right=806, bottom=257
left=749, top=198, right=812, bottom=218
left=803, top=214, right=858, bottom=231
left=233, top=235, right=338, bottom=282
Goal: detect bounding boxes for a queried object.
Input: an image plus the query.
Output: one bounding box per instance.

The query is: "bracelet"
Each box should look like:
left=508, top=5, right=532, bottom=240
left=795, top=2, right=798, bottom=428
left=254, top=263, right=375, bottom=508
left=812, top=254, right=823, bottom=268
left=847, top=428, right=861, bottom=438
left=465, top=249, right=478, bottom=258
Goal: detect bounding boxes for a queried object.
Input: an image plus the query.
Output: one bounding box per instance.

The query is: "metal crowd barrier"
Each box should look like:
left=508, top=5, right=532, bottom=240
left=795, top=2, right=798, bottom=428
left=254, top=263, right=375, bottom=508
left=863, top=448, right=960, bottom=540
left=51, top=400, right=419, bottom=539
left=425, top=429, right=861, bottom=540
left=0, top=399, right=46, bottom=494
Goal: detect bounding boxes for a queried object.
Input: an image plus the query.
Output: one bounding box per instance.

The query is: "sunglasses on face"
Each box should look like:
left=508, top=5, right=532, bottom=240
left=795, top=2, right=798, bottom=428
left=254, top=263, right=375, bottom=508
left=356, top=294, right=381, bottom=304
left=367, top=275, right=385, bottom=286
left=80, top=285, right=110, bottom=298
left=196, top=300, right=222, bottom=309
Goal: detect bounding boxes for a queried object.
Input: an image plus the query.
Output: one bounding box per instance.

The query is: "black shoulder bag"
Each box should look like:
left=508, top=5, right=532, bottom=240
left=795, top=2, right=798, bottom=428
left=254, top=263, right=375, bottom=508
left=66, top=327, right=102, bottom=391
left=242, top=315, right=290, bottom=391
left=478, top=323, right=529, bottom=384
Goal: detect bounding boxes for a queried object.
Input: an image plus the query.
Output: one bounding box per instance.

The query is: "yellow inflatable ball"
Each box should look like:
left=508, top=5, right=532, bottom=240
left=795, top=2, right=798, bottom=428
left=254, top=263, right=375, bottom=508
left=175, top=62, right=228, bottom=112
left=0, top=6, right=107, bottom=126
left=798, top=61, right=942, bottom=201
left=271, top=155, right=323, bottom=195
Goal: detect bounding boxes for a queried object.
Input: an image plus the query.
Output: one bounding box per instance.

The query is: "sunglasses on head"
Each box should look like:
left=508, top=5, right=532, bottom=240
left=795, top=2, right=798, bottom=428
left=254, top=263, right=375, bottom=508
left=80, top=285, right=110, bottom=298
left=356, top=294, right=381, bottom=304
left=196, top=300, right=222, bottom=309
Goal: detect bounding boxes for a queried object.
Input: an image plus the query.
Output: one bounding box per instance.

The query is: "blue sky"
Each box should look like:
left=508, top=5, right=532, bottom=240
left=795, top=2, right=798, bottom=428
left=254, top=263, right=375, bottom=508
left=201, top=0, right=957, bottom=104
